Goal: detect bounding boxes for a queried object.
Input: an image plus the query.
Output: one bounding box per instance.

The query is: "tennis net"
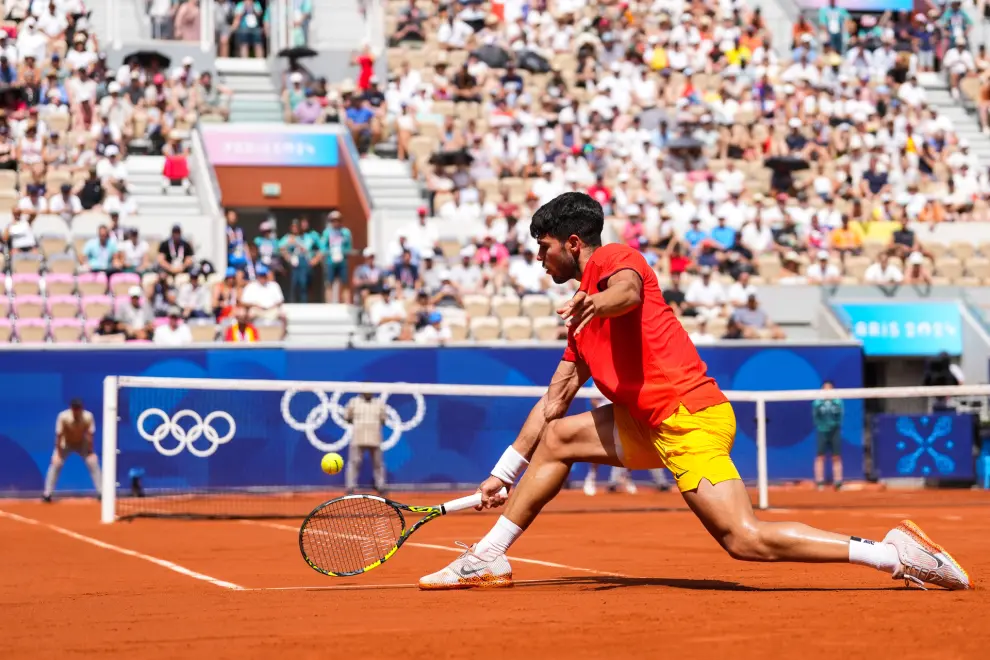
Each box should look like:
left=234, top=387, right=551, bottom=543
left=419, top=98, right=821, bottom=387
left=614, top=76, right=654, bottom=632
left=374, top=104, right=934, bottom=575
left=101, top=376, right=990, bottom=522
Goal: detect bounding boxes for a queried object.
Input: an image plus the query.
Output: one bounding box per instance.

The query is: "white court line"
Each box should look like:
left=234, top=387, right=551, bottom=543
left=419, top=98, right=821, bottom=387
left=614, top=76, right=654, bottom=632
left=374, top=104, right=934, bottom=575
left=243, top=520, right=627, bottom=578
left=0, top=510, right=244, bottom=591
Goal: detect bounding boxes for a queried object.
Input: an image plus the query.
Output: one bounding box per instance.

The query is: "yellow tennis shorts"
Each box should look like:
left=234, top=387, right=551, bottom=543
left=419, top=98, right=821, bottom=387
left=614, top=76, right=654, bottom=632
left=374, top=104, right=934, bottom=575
left=613, top=402, right=740, bottom=492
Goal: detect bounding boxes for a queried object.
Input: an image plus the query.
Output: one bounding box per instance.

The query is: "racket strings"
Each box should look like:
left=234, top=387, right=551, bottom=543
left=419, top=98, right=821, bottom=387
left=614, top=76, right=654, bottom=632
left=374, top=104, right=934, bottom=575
left=301, top=497, right=405, bottom=575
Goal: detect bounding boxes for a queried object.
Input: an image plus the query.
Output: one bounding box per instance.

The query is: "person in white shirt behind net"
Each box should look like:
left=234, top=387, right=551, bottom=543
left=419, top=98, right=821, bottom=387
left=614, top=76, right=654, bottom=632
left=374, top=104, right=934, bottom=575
left=806, top=250, right=842, bottom=285
left=240, top=265, right=286, bottom=337
left=864, top=252, right=903, bottom=294
left=42, top=399, right=101, bottom=503
left=153, top=306, right=193, bottom=346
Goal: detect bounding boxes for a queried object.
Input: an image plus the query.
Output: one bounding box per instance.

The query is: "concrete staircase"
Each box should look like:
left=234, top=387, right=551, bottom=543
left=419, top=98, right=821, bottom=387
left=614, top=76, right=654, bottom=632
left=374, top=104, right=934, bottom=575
left=216, top=58, right=284, bottom=124
left=359, top=159, right=422, bottom=215
left=311, top=0, right=368, bottom=51
left=127, top=155, right=202, bottom=218
left=918, top=72, right=990, bottom=166
left=284, top=303, right=360, bottom=345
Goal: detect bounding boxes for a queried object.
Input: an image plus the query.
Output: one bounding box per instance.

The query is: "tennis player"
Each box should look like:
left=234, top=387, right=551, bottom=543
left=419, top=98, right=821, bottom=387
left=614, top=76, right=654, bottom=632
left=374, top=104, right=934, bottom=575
left=419, top=193, right=972, bottom=591
left=42, top=399, right=102, bottom=503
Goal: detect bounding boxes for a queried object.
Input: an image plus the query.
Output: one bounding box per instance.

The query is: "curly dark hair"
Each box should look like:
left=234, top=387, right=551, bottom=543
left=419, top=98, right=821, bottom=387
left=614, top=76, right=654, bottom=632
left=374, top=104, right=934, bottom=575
left=529, top=192, right=604, bottom=246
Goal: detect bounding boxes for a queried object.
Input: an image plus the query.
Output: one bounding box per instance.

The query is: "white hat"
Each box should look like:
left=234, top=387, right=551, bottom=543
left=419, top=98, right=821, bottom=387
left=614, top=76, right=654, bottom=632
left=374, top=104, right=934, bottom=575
left=788, top=117, right=801, bottom=128
left=673, top=185, right=687, bottom=195
left=260, top=219, right=275, bottom=232
left=784, top=250, right=800, bottom=262
left=908, top=252, right=925, bottom=265
left=617, top=172, right=630, bottom=182
left=362, top=247, right=375, bottom=257
left=128, top=285, right=142, bottom=297
left=625, top=203, right=641, bottom=216
left=460, top=244, right=477, bottom=258
left=290, top=72, right=304, bottom=83
left=541, top=163, right=555, bottom=173
left=421, top=249, right=435, bottom=259
left=108, top=81, right=121, bottom=94
left=182, top=56, right=194, bottom=66
left=817, top=250, right=829, bottom=261
left=104, top=145, right=119, bottom=157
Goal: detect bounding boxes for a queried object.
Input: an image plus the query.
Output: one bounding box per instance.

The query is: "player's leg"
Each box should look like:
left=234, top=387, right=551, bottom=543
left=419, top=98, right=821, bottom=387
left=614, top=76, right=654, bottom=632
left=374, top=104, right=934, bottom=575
left=829, top=431, right=844, bottom=490
left=674, top=404, right=971, bottom=589
left=42, top=447, right=69, bottom=502
left=419, top=406, right=624, bottom=589
left=84, top=451, right=102, bottom=497
left=371, top=446, right=386, bottom=494
left=345, top=443, right=362, bottom=493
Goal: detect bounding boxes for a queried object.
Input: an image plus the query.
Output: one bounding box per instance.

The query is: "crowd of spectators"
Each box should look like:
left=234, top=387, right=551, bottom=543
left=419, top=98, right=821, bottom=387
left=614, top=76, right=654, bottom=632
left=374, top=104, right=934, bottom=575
left=0, top=1, right=236, bottom=342
left=322, top=0, right=990, bottom=344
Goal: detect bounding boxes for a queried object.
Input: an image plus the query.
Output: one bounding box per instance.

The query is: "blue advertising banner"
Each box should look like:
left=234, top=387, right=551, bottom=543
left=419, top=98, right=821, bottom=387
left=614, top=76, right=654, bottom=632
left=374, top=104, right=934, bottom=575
left=0, top=345, right=864, bottom=493
left=872, top=414, right=976, bottom=480
left=833, top=302, right=963, bottom=356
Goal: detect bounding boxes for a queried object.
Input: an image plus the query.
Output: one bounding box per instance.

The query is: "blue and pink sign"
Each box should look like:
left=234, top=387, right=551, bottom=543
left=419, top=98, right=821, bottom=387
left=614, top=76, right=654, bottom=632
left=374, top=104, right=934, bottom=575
left=201, top=125, right=340, bottom=168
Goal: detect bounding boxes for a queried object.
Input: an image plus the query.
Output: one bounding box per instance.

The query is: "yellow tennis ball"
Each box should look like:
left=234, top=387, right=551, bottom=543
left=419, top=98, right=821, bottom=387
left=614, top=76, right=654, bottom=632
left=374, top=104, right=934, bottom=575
left=321, top=453, right=344, bottom=475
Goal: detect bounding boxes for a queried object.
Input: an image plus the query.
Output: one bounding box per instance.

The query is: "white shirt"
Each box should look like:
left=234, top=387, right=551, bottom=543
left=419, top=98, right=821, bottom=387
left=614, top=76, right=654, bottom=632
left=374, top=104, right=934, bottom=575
left=509, top=259, right=545, bottom=292
left=96, top=158, right=128, bottom=182
left=241, top=280, right=285, bottom=310
left=119, top=240, right=149, bottom=270
left=806, top=262, right=841, bottom=283
left=103, top=195, right=138, bottom=223
left=739, top=223, right=774, bottom=254
left=153, top=323, right=193, bottom=346
left=369, top=299, right=407, bottom=343
left=685, top=278, right=726, bottom=307
left=864, top=262, right=903, bottom=284
left=689, top=330, right=717, bottom=345
left=727, top=281, right=757, bottom=306
left=49, top=193, right=82, bottom=221
left=17, top=196, right=48, bottom=213
left=7, top=218, right=37, bottom=250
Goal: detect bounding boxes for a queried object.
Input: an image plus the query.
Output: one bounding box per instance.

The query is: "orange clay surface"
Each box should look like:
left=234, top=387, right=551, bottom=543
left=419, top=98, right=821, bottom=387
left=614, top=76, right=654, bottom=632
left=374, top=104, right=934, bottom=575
left=2, top=488, right=989, bottom=659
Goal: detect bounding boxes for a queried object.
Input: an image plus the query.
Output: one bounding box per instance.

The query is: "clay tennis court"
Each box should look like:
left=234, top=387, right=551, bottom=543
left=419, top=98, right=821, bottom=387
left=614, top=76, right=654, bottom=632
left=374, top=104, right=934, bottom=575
left=3, top=488, right=989, bottom=659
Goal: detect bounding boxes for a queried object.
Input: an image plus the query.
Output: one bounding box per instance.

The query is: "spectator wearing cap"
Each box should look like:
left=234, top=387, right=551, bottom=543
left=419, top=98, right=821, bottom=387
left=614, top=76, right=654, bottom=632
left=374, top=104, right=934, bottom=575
left=96, top=145, right=127, bottom=186
left=118, top=228, right=152, bottom=273
left=17, top=183, right=48, bottom=218
left=414, top=310, right=451, bottom=345
left=223, top=306, right=259, bottom=342
left=806, top=251, right=842, bottom=286
left=241, top=264, right=286, bottom=334
left=279, top=218, right=321, bottom=303
left=283, top=72, right=307, bottom=118
left=401, top=206, right=439, bottom=256
left=320, top=210, right=353, bottom=303
left=294, top=88, right=324, bottom=124
left=117, top=285, right=155, bottom=340
left=418, top=250, right=442, bottom=294
left=448, top=244, right=482, bottom=293
left=158, top=224, right=194, bottom=275
left=903, top=251, right=932, bottom=286
left=864, top=252, right=903, bottom=291
left=80, top=225, right=117, bottom=274
left=352, top=247, right=383, bottom=309
left=254, top=218, right=280, bottom=274
left=153, top=306, right=193, bottom=346
left=369, top=287, right=409, bottom=343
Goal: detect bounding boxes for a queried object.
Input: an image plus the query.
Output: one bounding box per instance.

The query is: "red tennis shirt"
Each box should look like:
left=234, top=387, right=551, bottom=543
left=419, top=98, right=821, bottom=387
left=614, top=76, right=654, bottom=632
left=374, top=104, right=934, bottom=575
left=561, top=244, right=727, bottom=428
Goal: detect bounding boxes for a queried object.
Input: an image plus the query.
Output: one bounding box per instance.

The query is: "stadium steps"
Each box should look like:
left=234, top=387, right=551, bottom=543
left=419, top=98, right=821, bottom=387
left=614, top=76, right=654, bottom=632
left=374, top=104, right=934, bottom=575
left=917, top=72, right=990, bottom=166
left=310, top=0, right=368, bottom=51
left=284, top=303, right=360, bottom=346
left=216, top=58, right=284, bottom=124
left=126, top=155, right=205, bottom=218
left=358, top=158, right=424, bottom=214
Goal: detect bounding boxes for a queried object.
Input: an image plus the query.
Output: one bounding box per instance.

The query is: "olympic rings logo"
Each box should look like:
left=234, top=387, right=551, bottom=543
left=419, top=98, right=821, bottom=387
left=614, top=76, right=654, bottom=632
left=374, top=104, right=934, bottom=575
left=137, top=409, right=237, bottom=458
left=280, top=389, right=426, bottom=453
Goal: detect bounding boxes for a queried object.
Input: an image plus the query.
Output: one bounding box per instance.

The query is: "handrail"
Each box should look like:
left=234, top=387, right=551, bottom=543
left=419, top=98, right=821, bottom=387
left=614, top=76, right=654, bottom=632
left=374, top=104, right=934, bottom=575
left=191, top=127, right=227, bottom=271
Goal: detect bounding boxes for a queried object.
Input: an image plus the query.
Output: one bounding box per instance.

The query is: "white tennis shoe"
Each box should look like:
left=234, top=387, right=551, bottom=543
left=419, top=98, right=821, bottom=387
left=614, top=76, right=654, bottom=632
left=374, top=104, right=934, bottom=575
left=418, top=542, right=513, bottom=590
left=884, top=520, right=973, bottom=590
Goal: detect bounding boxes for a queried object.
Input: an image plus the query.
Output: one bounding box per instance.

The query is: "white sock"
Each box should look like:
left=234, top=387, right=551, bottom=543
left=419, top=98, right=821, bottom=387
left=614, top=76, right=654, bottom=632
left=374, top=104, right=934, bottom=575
left=475, top=516, right=523, bottom=561
left=849, top=536, right=900, bottom=574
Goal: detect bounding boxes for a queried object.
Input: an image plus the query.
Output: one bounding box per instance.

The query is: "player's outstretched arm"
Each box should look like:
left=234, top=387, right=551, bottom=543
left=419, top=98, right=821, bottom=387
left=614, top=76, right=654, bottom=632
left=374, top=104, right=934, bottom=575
left=557, top=270, right=643, bottom=335
left=476, top=359, right=590, bottom=509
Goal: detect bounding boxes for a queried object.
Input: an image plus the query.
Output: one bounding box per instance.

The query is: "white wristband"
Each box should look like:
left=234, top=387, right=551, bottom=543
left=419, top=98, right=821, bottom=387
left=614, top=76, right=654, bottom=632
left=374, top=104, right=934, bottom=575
left=491, top=446, right=529, bottom=485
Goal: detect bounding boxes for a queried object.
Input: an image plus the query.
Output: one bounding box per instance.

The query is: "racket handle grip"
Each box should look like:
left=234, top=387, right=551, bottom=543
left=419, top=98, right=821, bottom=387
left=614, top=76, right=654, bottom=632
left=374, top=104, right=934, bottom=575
left=444, top=487, right=509, bottom=514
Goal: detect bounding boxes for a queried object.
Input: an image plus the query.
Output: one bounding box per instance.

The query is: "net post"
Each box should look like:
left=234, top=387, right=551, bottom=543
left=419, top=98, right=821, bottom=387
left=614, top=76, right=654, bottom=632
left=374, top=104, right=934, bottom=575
left=101, top=376, right=119, bottom=524
left=756, top=397, right=769, bottom=510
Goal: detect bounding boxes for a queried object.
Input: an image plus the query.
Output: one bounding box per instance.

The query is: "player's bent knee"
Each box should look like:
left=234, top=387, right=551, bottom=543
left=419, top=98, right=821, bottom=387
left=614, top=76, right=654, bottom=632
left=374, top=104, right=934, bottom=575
left=721, top=525, right=774, bottom=562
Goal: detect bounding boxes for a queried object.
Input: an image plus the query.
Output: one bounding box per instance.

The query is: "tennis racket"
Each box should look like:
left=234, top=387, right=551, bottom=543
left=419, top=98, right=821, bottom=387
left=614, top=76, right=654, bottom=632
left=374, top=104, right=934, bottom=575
left=299, top=488, right=506, bottom=577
